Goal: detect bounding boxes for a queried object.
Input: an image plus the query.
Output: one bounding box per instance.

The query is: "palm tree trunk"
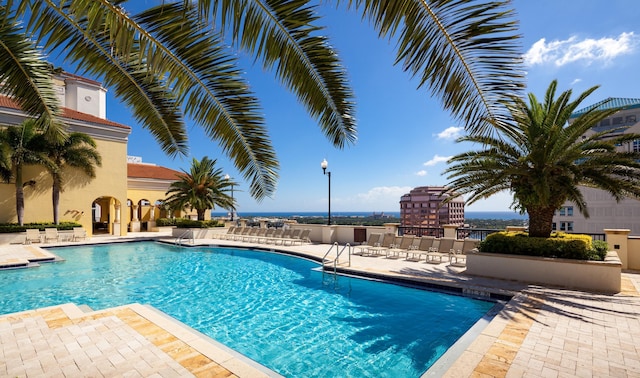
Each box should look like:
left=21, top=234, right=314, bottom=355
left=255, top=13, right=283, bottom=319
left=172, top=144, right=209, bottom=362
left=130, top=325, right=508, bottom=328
left=197, top=209, right=205, bottom=221
left=52, top=177, right=61, bottom=225
left=527, top=206, right=556, bottom=238
left=15, top=166, right=24, bottom=226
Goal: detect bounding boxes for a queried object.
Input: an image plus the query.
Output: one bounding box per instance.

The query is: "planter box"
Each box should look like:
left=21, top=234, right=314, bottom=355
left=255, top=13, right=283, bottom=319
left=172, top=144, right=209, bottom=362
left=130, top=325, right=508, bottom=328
left=466, top=251, right=621, bottom=293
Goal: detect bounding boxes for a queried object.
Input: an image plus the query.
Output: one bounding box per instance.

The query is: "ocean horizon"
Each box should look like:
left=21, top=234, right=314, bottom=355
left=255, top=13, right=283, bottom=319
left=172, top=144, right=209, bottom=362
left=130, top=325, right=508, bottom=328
left=210, top=210, right=527, bottom=221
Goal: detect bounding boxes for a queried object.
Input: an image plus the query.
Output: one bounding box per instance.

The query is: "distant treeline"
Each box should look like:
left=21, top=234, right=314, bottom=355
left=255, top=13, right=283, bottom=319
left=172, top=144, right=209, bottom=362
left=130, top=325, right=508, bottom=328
left=293, top=216, right=527, bottom=229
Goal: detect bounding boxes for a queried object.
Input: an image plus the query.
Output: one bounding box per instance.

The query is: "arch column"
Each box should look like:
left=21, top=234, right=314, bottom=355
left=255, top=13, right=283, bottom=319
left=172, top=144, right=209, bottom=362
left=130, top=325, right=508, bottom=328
left=130, top=204, right=141, bottom=232
left=148, top=205, right=157, bottom=231
left=112, top=202, right=122, bottom=236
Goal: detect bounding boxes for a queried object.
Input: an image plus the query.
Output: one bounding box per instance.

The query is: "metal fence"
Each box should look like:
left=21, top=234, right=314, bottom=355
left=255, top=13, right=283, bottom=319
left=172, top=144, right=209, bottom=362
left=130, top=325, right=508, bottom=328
left=399, top=226, right=606, bottom=242
left=397, top=226, right=444, bottom=238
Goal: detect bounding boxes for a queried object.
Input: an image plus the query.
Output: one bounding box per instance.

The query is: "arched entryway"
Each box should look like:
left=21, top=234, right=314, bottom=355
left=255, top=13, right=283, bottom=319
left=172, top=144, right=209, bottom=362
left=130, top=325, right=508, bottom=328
left=91, top=196, right=122, bottom=235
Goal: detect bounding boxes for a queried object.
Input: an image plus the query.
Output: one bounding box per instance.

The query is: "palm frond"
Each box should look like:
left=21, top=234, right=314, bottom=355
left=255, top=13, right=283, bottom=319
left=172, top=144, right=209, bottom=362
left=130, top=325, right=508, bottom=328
left=354, top=0, right=524, bottom=135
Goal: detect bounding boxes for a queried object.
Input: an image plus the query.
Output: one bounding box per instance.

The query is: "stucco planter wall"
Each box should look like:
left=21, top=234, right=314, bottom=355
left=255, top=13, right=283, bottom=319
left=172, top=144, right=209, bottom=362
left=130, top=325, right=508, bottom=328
left=466, top=251, right=622, bottom=293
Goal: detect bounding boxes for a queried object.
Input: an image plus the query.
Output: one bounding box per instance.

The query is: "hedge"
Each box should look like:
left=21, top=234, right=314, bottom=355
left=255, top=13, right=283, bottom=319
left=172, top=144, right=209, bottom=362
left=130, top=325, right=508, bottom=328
left=0, top=222, right=82, bottom=233
left=155, top=218, right=222, bottom=228
left=479, top=231, right=606, bottom=261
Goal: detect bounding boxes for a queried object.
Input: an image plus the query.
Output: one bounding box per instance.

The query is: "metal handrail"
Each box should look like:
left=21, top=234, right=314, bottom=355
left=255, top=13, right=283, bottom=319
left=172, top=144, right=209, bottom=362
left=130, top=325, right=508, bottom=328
left=321, top=242, right=352, bottom=275
left=175, top=229, right=194, bottom=246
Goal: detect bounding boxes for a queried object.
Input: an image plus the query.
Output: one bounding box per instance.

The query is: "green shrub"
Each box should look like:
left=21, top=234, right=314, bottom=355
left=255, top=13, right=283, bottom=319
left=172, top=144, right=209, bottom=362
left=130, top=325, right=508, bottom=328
left=590, top=240, right=609, bottom=261
left=479, top=231, right=600, bottom=260
left=155, top=218, right=176, bottom=227
left=0, top=222, right=82, bottom=233
left=174, top=219, right=222, bottom=228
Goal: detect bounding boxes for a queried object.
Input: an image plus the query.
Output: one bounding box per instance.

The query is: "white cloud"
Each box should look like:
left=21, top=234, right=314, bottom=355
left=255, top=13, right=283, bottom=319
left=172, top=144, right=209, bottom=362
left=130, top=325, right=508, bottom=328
left=415, top=170, right=427, bottom=176
left=570, top=78, right=582, bottom=86
left=435, top=126, right=464, bottom=140
left=423, top=154, right=452, bottom=167
left=524, top=32, right=637, bottom=67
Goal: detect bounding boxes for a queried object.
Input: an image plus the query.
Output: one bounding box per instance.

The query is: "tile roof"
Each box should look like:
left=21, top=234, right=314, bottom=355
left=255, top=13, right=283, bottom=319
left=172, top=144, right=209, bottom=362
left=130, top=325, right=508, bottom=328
left=0, top=96, right=130, bottom=130
left=571, top=97, right=640, bottom=118
left=127, top=163, right=182, bottom=180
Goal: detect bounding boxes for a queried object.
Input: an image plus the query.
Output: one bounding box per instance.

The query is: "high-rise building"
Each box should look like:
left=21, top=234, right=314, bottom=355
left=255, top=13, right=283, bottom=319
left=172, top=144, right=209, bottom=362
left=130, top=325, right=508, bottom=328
left=400, top=186, right=465, bottom=227
left=552, top=98, right=640, bottom=234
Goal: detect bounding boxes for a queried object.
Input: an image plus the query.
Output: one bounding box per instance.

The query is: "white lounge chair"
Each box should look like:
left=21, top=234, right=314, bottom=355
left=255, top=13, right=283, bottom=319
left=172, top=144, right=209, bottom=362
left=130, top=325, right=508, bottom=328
left=426, top=238, right=455, bottom=264
left=366, top=233, right=396, bottom=256
left=44, top=228, right=59, bottom=243
left=72, top=227, right=87, bottom=241
left=24, top=229, right=42, bottom=244
left=353, top=233, right=381, bottom=256
left=450, top=238, right=479, bottom=267
left=406, top=236, right=435, bottom=261
left=385, top=235, right=416, bottom=259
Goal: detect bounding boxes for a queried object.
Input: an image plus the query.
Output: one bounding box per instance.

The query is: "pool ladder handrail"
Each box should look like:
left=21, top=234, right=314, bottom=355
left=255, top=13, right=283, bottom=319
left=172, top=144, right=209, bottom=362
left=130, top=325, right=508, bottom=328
left=321, top=242, right=352, bottom=275
left=175, top=229, right=194, bottom=246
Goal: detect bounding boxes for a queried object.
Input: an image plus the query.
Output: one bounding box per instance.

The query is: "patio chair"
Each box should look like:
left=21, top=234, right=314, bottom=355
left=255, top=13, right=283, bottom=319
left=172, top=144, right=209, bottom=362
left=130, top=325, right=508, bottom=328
left=385, top=235, right=416, bottom=259
left=257, top=228, right=275, bottom=243
left=366, top=233, right=396, bottom=257
left=72, top=227, right=87, bottom=241
left=44, top=228, right=60, bottom=243
left=353, top=233, right=381, bottom=256
left=233, top=227, right=251, bottom=241
left=406, top=236, right=435, bottom=261
left=24, top=229, right=42, bottom=244
left=281, top=228, right=302, bottom=246
left=450, top=238, right=480, bottom=267
left=426, top=238, right=455, bottom=264
left=242, top=227, right=260, bottom=242
left=265, top=229, right=284, bottom=244
left=296, top=229, right=312, bottom=245
left=217, top=226, right=236, bottom=240
left=223, top=226, right=242, bottom=240
left=249, top=228, right=267, bottom=243
left=274, top=228, right=293, bottom=245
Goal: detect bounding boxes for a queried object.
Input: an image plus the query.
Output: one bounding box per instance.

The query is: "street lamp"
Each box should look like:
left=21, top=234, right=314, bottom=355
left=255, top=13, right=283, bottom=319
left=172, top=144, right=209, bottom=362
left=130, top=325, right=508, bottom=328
left=225, top=174, right=234, bottom=221
left=321, top=159, right=331, bottom=225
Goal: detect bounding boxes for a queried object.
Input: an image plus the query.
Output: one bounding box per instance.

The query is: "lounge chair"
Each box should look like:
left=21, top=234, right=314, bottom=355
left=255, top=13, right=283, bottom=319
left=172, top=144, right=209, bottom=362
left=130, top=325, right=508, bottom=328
left=281, top=228, right=302, bottom=246
left=217, top=226, right=236, bottom=240
left=257, top=228, right=275, bottom=243
left=296, top=229, right=311, bottom=245
left=249, top=228, right=267, bottom=243
left=72, top=227, right=87, bottom=241
left=233, top=227, right=251, bottom=241
left=406, top=236, right=435, bottom=261
left=24, top=229, right=42, bottom=244
left=385, top=235, right=416, bottom=259
left=265, top=229, right=284, bottom=244
left=44, top=228, right=59, bottom=243
left=353, top=233, right=381, bottom=256
left=450, top=238, right=480, bottom=267
left=426, top=238, right=455, bottom=264
left=274, top=228, right=293, bottom=245
left=223, top=226, right=242, bottom=240
left=366, top=233, right=396, bottom=256
left=242, top=227, right=260, bottom=242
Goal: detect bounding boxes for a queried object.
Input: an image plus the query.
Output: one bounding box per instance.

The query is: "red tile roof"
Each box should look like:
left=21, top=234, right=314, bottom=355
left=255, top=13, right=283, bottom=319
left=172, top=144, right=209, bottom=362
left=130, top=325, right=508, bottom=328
left=127, top=163, right=182, bottom=180
left=0, top=96, right=130, bottom=130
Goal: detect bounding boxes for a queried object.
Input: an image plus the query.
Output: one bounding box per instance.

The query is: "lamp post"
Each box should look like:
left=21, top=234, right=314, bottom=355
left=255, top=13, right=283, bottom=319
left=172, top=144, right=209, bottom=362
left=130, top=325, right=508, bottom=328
left=225, top=174, right=234, bottom=221
left=320, top=159, right=331, bottom=225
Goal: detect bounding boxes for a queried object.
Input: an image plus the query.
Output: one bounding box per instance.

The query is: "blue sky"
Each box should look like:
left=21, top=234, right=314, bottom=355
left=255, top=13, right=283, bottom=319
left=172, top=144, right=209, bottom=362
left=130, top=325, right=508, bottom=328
left=101, top=1, right=640, bottom=214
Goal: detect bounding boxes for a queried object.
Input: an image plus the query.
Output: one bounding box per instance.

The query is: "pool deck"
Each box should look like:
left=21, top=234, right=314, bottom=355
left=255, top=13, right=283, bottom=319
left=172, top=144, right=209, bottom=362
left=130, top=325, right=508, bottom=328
left=2, top=232, right=640, bottom=377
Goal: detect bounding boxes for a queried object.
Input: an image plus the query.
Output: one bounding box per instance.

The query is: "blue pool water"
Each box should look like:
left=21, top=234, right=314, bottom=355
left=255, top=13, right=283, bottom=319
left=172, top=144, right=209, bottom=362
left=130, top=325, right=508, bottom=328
left=0, top=242, right=494, bottom=377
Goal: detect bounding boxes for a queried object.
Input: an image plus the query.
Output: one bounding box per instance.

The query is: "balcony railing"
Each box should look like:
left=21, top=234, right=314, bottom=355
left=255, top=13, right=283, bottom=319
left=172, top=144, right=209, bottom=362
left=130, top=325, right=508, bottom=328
left=398, top=226, right=444, bottom=238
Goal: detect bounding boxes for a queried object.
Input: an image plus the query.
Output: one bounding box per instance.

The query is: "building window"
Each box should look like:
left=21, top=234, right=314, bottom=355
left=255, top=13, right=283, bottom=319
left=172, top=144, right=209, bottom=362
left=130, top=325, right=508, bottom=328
left=558, top=206, right=573, bottom=216
left=626, top=115, right=637, bottom=124
left=600, top=119, right=610, bottom=126
left=613, top=117, right=623, bottom=125
left=567, top=222, right=573, bottom=231
left=552, top=222, right=556, bottom=231
left=559, top=222, right=574, bottom=232
left=633, top=140, right=640, bottom=153
left=559, top=207, right=565, bottom=216
left=567, top=207, right=573, bottom=216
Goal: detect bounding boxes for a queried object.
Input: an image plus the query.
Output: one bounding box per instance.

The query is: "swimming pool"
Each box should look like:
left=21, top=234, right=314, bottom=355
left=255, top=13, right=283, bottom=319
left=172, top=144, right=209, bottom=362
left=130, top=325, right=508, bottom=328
left=0, top=242, right=495, bottom=377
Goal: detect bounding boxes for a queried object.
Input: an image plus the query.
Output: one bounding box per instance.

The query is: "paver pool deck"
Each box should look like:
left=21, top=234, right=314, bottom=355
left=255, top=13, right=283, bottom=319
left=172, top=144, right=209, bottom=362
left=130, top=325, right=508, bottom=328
left=1, top=232, right=639, bottom=377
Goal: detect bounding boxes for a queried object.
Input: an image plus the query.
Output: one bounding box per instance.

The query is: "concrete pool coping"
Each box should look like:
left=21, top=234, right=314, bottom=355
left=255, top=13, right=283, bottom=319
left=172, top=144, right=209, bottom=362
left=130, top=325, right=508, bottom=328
left=2, top=233, right=640, bottom=377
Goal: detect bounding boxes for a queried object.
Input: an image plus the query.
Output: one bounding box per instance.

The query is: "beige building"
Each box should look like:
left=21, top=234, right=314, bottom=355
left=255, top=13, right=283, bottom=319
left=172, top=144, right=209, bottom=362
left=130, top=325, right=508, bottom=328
left=552, top=97, right=640, bottom=235
left=0, top=73, right=196, bottom=236
left=400, top=186, right=465, bottom=227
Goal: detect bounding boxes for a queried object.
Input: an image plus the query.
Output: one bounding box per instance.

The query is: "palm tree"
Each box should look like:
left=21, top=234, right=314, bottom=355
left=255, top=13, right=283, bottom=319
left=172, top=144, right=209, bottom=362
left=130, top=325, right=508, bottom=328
left=164, top=156, right=235, bottom=221
left=0, top=120, right=55, bottom=225
left=2, top=0, right=523, bottom=201
left=34, top=133, right=102, bottom=225
left=445, top=80, right=640, bottom=238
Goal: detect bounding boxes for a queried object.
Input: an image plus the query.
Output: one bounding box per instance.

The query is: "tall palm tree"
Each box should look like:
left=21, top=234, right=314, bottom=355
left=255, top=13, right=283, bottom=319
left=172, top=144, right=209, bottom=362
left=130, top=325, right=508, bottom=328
left=445, top=80, right=640, bottom=238
left=0, top=120, right=55, bottom=225
left=164, top=156, right=235, bottom=221
left=2, top=0, right=524, bottom=201
left=34, top=132, right=102, bottom=225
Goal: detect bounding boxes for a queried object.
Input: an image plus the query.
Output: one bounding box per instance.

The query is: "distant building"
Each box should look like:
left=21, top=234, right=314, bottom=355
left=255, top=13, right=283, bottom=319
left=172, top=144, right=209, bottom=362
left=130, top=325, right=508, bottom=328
left=552, top=97, right=640, bottom=235
left=400, top=186, right=465, bottom=227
